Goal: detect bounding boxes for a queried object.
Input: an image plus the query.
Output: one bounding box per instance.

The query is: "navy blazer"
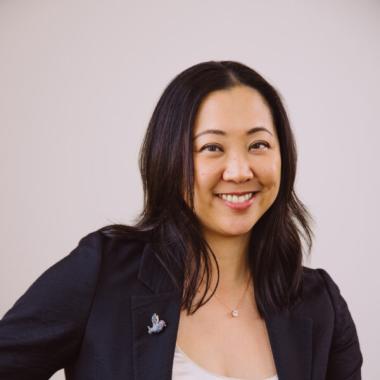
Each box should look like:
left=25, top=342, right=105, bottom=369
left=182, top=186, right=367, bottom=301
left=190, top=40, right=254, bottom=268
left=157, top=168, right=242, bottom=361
left=0, top=229, right=363, bottom=380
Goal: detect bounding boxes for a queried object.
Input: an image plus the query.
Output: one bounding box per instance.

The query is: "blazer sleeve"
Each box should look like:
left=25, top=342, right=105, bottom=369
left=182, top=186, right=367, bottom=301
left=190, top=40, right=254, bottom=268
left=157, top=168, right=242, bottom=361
left=0, top=230, right=104, bottom=380
left=316, top=268, right=363, bottom=380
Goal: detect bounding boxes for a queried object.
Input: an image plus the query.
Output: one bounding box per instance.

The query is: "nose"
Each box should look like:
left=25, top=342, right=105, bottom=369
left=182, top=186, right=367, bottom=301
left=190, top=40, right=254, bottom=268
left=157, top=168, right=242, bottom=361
left=222, top=154, right=254, bottom=183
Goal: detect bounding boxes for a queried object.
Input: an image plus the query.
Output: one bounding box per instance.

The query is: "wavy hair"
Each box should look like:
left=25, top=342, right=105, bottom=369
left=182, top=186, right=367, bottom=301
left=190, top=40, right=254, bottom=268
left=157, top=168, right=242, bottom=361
left=100, top=60, right=314, bottom=317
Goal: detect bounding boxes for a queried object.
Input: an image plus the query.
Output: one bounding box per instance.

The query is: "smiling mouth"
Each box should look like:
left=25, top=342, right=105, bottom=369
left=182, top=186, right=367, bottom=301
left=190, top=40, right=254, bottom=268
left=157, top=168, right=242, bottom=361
left=216, top=191, right=259, bottom=203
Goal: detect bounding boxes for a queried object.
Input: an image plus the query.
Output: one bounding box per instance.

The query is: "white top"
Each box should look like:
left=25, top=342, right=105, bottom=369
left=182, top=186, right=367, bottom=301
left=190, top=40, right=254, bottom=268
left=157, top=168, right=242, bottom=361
left=172, top=345, right=279, bottom=380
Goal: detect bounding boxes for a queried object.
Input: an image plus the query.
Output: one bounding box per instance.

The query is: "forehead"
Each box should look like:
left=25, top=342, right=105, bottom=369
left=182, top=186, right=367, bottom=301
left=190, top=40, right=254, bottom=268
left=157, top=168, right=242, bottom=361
left=193, top=85, right=276, bottom=136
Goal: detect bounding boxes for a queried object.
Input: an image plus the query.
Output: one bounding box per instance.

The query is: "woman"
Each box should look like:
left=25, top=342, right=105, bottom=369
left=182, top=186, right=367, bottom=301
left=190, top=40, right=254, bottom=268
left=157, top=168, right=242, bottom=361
left=0, top=61, right=362, bottom=380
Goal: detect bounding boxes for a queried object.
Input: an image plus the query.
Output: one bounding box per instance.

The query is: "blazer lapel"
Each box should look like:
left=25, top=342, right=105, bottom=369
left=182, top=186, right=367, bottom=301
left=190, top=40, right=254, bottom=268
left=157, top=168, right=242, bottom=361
left=264, top=311, right=313, bottom=380
left=131, top=242, right=181, bottom=380
left=131, top=291, right=181, bottom=380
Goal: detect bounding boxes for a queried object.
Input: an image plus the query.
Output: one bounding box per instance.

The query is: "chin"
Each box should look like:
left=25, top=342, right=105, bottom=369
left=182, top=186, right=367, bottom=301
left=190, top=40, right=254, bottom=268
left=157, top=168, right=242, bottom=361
left=214, top=223, right=254, bottom=237
left=199, top=214, right=258, bottom=237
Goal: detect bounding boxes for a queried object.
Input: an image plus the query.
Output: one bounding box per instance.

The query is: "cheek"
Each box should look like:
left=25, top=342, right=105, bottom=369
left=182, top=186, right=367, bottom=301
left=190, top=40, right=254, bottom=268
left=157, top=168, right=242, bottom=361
left=194, top=160, right=219, bottom=191
left=258, top=157, right=281, bottom=187
left=195, top=171, right=215, bottom=196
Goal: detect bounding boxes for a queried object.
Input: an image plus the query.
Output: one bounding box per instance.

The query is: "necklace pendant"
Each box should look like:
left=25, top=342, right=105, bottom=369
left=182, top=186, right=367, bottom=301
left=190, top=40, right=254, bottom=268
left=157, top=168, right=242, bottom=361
left=231, top=309, right=239, bottom=317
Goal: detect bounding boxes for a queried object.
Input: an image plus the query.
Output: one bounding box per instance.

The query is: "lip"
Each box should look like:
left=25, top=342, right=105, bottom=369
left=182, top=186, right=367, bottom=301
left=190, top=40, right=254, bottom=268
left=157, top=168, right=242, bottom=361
left=216, top=191, right=257, bottom=196
left=216, top=192, right=258, bottom=210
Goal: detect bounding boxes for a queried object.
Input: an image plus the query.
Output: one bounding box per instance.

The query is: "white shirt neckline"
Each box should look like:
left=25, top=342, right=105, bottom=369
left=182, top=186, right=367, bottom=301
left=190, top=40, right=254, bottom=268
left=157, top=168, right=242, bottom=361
left=174, top=344, right=278, bottom=380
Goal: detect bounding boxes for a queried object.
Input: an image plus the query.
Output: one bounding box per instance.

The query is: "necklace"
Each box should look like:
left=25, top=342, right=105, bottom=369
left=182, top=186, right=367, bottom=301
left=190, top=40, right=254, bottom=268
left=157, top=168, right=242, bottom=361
left=213, top=275, right=251, bottom=318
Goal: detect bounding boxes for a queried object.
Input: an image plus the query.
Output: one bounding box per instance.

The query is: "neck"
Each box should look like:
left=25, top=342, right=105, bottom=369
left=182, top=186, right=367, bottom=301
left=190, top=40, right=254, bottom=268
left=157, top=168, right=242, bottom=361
left=201, top=230, right=252, bottom=296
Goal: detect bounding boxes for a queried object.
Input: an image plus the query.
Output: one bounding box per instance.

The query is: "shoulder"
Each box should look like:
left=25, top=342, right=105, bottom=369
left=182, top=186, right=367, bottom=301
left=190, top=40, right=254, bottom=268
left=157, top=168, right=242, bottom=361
left=3, top=226, right=148, bottom=318
left=300, top=266, right=350, bottom=311
left=2, top=230, right=106, bottom=320
left=297, top=266, right=348, bottom=314
left=66, top=225, right=148, bottom=269
left=301, top=266, right=337, bottom=293
left=297, top=266, right=360, bottom=346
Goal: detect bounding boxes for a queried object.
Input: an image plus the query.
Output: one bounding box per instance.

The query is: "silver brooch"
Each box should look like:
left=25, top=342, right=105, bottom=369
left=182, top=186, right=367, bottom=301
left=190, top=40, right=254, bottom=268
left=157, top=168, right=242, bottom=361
left=147, top=313, right=167, bottom=334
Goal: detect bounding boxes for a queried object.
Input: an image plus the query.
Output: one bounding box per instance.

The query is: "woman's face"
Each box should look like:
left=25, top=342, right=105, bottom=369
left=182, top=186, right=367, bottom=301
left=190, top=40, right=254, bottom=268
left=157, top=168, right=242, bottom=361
left=191, top=85, right=281, bottom=238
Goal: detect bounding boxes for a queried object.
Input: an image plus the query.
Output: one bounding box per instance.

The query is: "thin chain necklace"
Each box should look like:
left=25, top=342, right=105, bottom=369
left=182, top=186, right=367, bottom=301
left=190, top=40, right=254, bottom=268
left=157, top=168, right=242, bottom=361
left=214, top=274, right=252, bottom=318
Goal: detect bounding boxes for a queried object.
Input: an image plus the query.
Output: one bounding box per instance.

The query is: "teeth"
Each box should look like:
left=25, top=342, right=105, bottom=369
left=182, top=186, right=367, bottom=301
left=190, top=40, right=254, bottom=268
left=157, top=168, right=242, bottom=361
left=219, top=192, right=255, bottom=203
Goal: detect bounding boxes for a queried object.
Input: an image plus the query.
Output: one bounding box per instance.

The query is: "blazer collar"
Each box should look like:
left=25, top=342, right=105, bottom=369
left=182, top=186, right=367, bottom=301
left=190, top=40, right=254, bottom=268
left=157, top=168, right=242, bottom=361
left=132, top=241, right=313, bottom=380
left=137, top=240, right=179, bottom=293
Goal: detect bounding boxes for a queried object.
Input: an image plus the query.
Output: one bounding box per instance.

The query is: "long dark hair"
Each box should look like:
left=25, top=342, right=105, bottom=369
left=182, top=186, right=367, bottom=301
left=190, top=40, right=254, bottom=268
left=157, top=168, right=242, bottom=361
left=100, top=60, right=314, bottom=317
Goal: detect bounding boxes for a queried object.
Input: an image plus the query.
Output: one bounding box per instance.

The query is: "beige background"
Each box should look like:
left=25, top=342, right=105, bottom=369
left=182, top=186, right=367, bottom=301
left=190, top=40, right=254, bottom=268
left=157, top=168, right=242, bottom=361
left=0, top=0, right=378, bottom=378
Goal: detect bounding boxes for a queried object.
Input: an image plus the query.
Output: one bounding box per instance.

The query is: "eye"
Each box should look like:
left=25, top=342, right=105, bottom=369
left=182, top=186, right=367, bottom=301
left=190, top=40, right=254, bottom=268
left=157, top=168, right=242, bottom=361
left=250, top=141, right=270, bottom=150
left=199, top=144, right=223, bottom=152
left=199, top=142, right=270, bottom=153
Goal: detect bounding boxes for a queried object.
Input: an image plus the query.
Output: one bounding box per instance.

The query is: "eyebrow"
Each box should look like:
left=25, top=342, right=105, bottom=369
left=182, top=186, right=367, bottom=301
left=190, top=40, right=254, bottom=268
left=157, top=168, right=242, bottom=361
left=193, top=127, right=273, bottom=140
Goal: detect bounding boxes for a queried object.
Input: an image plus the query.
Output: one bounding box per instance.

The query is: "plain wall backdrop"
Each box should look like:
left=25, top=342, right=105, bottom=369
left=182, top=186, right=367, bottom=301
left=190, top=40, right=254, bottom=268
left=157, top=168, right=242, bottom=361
left=0, top=0, right=379, bottom=378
